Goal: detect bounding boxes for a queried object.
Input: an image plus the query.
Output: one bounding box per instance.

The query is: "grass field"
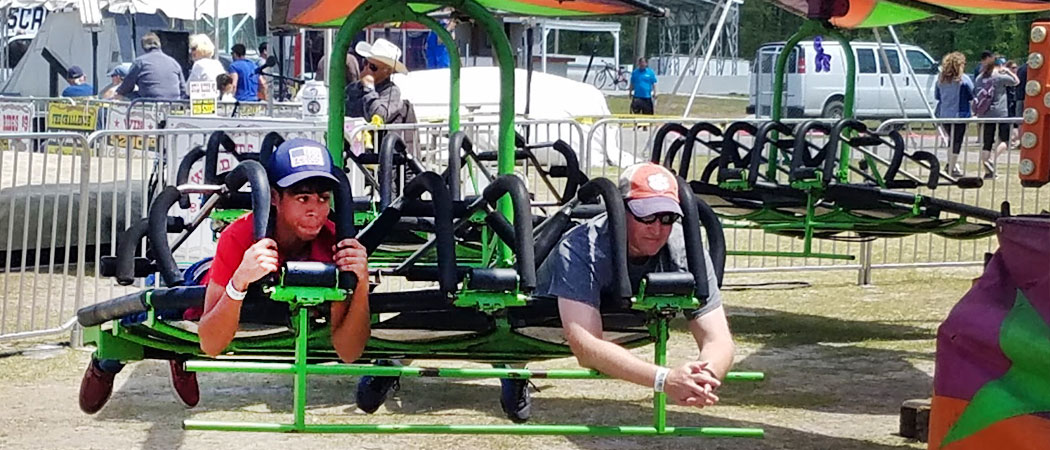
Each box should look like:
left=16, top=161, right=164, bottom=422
left=606, top=94, right=750, bottom=119
left=0, top=266, right=979, bottom=449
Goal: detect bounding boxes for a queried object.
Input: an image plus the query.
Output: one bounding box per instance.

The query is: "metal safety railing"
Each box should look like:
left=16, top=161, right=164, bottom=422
left=0, top=132, right=91, bottom=341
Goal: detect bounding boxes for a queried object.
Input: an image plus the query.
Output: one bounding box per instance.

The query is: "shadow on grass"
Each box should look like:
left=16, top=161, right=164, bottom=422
left=87, top=305, right=934, bottom=447
left=93, top=364, right=917, bottom=450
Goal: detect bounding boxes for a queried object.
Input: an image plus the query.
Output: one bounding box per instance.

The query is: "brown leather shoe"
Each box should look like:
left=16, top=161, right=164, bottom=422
left=168, top=360, right=199, bottom=408
left=79, top=358, right=116, bottom=414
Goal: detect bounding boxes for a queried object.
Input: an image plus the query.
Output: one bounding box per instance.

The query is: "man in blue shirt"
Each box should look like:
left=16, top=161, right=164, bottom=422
left=629, top=57, right=657, bottom=115
left=425, top=19, right=456, bottom=69
left=61, top=65, right=94, bottom=97
left=117, top=33, right=186, bottom=100
left=228, top=44, right=259, bottom=102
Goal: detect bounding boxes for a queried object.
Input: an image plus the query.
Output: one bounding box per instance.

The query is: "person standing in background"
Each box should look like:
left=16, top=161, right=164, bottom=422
left=100, top=63, right=132, bottom=100
left=228, top=44, right=260, bottom=102
left=188, top=34, right=225, bottom=89
left=425, top=19, right=457, bottom=69
left=972, top=50, right=993, bottom=80
left=117, top=33, right=186, bottom=100
left=973, top=56, right=1020, bottom=179
left=934, top=52, right=973, bottom=177
left=629, top=57, right=657, bottom=115
left=61, top=65, right=93, bottom=97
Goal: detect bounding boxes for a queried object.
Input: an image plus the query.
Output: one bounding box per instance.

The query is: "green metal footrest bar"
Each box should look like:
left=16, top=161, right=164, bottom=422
left=185, top=361, right=764, bottom=382
left=181, top=422, right=765, bottom=437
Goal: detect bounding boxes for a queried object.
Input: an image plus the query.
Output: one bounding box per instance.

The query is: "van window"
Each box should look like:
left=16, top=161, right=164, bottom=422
left=787, top=48, right=798, bottom=73
left=856, top=49, right=877, bottom=74
left=879, top=49, right=901, bottom=74
left=906, top=50, right=937, bottom=74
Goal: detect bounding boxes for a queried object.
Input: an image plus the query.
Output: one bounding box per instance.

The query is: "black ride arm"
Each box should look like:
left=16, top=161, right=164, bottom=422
left=258, top=132, right=284, bottom=168
left=204, top=131, right=237, bottom=185
left=677, top=176, right=710, bottom=301
left=76, top=286, right=207, bottom=328
left=652, top=123, right=689, bottom=165
left=482, top=175, right=537, bottom=291
left=175, top=145, right=205, bottom=208
left=577, top=178, right=631, bottom=303
left=550, top=140, right=585, bottom=202
left=330, top=166, right=358, bottom=290
left=789, top=120, right=832, bottom=183
left=676, top=122, right=723, bottom=177
left=748, top=121, right=794, bottom=187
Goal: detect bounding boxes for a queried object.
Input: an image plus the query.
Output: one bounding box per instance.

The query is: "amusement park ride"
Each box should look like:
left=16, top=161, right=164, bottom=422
left=76, top=0, right=1050, bottom=440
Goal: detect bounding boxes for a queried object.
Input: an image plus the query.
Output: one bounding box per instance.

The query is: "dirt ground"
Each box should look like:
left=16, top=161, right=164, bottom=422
left=0, top=266, right=977, bottom=450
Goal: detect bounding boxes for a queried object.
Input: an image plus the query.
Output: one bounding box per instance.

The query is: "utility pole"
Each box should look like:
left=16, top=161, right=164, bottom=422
left=634, top=17, right=648, bottom=65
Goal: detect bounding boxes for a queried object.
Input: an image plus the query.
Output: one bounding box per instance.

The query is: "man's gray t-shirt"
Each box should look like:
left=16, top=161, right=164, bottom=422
left=535, top=214, right=722, bottom=320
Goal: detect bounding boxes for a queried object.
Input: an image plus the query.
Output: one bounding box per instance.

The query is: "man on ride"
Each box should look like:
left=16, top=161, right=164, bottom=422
left=357, top=163, right=734, bottom=423
left=531, top=163, right=734, bottom=421
left=629, top=57, right=658, bottom=115
left=78, top=139, right=372, bottom=414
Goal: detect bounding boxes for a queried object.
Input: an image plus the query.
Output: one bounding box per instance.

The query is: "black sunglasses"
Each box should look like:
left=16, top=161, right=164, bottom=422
left=632, top=212, right=679, bottom=225
left=368, top=63, right=379, bottom=71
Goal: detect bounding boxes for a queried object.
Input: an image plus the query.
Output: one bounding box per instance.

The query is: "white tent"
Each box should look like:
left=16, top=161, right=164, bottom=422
left=392, top=66, right=630, bottom=168
left=103, top=0, right=255, bottom=20
left=1, top=9, right=121, bottom=96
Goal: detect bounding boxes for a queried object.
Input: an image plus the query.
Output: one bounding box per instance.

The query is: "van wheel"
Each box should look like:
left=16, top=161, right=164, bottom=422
left=822, top=100, right=845, bottom=119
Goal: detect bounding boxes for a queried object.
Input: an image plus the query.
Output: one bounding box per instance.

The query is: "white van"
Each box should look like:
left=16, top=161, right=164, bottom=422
left=747, top=40, right=940, bottom=119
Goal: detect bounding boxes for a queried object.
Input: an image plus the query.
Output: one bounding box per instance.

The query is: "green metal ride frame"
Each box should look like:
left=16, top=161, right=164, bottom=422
left=771, top=19, right=856, bottom=184
left=154, top=0, right=769, bottom=438
left=180, top=283, right=764, bottom=436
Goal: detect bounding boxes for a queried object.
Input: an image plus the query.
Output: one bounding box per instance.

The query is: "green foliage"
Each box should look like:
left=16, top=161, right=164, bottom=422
left=738, top=3, right=1048, bottom=72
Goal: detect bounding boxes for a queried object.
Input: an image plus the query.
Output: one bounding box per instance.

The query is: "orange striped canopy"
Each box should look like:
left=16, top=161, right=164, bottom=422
left=773, top=0, right=1050, bottom=28
left=275, top=0, right=664, bottom=27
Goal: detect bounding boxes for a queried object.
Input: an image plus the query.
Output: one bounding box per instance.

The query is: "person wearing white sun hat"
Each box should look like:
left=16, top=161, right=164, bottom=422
left=345, top=38, right=411, bottom=124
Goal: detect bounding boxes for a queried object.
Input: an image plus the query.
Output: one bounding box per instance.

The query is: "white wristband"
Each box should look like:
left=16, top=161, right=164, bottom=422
left=225, top=281, right=246, bottom=301
left=653, top=367, right=671, bottom=393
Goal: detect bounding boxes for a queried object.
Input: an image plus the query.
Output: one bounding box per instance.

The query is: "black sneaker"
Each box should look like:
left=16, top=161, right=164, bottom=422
left=499, top=378, right=531, bottom=423
left=355, top=375, right=400, bottom=414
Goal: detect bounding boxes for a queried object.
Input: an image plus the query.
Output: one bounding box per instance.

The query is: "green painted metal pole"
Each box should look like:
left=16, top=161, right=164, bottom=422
left=459, top=0, right=516, bottom=264
left=293, top=308, right=309, bottom=430
left=413, top=14, right=461, bottom=132
left=831, top=31, right=857, bottom=184
left=653, top=318, right=668, bottom=433
left=182, top=421, right=765, bottom=437
left=770, top=20, right=857, bottom=181
left=185, top=360, right=765, bottom=381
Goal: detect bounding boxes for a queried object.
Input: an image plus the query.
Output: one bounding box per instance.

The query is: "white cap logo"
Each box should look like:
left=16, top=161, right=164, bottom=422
left=289, top=146, right=325, bottom=167
left=647, top=173, right=671, bottom=192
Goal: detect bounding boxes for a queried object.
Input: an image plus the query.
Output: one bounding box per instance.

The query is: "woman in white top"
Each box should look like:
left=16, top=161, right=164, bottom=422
left=188, top=34, right=226, bottom=87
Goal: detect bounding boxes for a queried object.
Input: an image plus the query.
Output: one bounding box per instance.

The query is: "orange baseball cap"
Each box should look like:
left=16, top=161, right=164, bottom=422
left=618, top=162, right=682, bottom=217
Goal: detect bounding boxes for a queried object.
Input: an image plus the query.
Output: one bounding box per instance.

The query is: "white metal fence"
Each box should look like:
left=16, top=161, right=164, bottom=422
left=1, top=116, right=1047, bottom=341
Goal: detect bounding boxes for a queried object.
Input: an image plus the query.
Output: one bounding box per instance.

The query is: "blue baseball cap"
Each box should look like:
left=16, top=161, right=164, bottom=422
left=267, top=138, right=339, bottom=188
left=67, top=65, right=84, bottom=79
left=107, top=63, right=131, bottom=77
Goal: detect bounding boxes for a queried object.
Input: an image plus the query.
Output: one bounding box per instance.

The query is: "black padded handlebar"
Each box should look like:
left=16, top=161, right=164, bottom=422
left=115, top=218, right=150, bottom=286
left=652, top=123, right=689, bottom=164
left=204, top=131, right=237, bottom=185
left=358, top=172, right=458, bottom=296
left=175, top=145, right=206, bottom=209
left=330, top=165, right=358, bottom=290
left=224, top=160, right=271, bottom=241
left=695, top=195, right=726, bottom=286
left=674, top=122, right=723, bottom=176
left=147, top=186, right=184, bottom=286
left=716, top=122, right=759, bottom=183
left=258, top=132, right=284, bottom=168
left=676, top=176, right=710, bottom=301
left=748, top=121, right=795, bottom=187
left=789, top=120, right=833, bottom=183
left=482, top=175, right=537, bottom=291
left=550, top=140, right=585, bottom=202
left=447, top=131, right=468, bottom=202
left=76, top=286, right=206, bottom=327
left=577, top=178, right=631, bottom=302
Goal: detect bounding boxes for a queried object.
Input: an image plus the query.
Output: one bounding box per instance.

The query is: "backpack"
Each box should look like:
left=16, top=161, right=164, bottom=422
left=972, top=77, right=995, bottom=115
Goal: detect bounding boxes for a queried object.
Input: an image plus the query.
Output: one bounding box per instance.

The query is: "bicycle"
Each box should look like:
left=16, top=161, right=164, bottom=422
left=591, top=62, right=630, bottom=91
